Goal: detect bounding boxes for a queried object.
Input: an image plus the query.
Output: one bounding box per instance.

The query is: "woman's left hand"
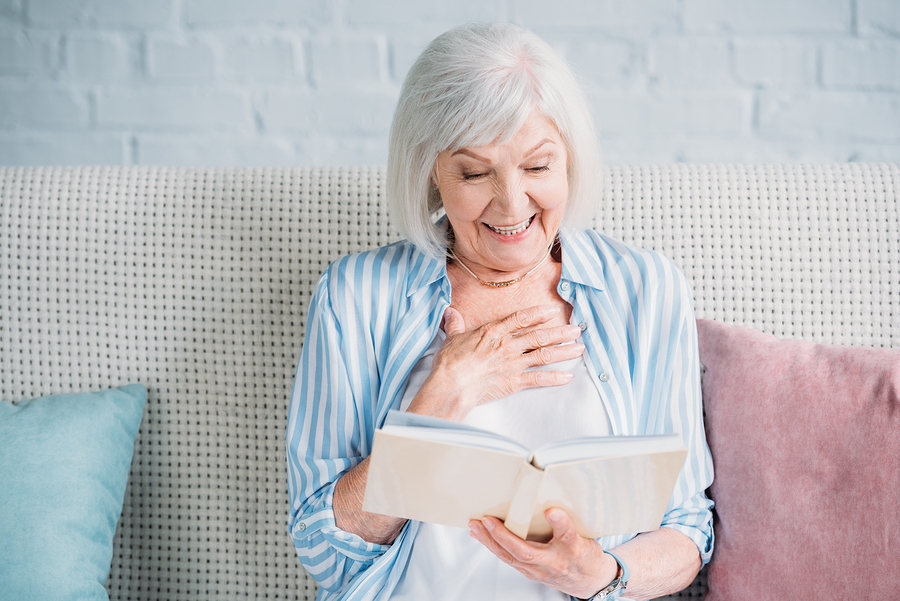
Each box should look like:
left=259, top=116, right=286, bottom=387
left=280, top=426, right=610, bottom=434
left=468, top=508, right=618, bottom=599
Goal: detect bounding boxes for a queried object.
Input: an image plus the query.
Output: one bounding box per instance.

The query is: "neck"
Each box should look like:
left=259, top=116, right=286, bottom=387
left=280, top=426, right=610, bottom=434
left=447, top=244, right=554, bottom=289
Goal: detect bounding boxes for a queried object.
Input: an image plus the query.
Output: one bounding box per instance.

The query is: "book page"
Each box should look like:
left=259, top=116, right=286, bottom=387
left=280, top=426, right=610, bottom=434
left=528, top=448, right=688, bottom=539
left=382, top=409, right=530, bottom=457
left=363, top=430, right=533, bottom=528
left=532, top=433, right=684, bottom=469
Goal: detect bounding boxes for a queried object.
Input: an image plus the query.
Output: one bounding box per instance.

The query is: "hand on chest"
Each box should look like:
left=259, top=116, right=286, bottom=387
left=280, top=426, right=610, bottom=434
left=447, top=260, right=572, bottom=331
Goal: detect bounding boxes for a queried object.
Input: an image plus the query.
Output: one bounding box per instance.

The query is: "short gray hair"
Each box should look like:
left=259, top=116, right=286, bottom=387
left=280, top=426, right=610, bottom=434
left=387, top=22, right=602, bottom=258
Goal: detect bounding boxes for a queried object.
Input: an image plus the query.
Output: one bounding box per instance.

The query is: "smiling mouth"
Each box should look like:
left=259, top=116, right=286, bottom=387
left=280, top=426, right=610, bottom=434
left=485, top=215, right=535, bottom=236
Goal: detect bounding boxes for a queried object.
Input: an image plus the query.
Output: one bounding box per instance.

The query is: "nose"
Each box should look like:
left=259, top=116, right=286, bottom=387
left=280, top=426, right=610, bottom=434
left=493, top=171, right=529, bottom=216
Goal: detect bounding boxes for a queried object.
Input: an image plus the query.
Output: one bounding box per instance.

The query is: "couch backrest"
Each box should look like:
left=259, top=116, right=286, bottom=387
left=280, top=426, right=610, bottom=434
left=1, top=164, right=897, bottom=600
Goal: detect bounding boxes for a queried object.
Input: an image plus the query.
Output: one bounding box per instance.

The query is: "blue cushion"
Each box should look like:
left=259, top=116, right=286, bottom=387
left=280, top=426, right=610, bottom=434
left=0, top=384, right=146, bottom=601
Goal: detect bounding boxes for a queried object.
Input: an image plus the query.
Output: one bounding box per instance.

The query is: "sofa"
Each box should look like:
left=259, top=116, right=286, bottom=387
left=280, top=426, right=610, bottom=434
left=1, top=164, right=897, bottom=600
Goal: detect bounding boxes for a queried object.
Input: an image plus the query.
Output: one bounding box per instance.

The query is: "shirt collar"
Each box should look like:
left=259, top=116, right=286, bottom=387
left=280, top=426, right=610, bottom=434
left=406, top=216, right=450, bottom=297
left=406, top=248, right=448, bottom=297
left=559, top=228, right=607, bottom=291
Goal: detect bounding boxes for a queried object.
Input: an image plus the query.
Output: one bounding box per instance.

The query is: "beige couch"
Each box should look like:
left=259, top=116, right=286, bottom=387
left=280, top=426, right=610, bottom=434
left=1, top=164, right=897, bottom=600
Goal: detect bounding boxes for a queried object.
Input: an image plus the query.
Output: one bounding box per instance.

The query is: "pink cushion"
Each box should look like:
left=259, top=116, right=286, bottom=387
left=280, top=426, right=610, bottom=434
left=697, top=319, right=900, bottom=600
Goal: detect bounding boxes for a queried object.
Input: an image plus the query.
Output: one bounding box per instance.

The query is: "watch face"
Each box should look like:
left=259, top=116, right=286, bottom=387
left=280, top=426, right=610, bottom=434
left=594, top=577, right=624, bottom=599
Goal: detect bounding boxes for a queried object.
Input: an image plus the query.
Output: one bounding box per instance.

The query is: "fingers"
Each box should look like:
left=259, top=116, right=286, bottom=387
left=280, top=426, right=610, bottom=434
left=480, top=305, right=562, bottom=342
left=502, top=304, right=562, bottom=331
left=516, top=369, right=575, bottom=390
left=517, top=323, right=583, bottom=351
left=469, top=510, right=579, bottom=561
left=444, top=305, right=584, bottom=365
left=469, top=517, right=540, bottom=570
left=521, top=337, right=585, bottom=366
left=442, top=306, right=466, bottom=337
left=486, top=307, right=583, bottom=359
left=468, top=511, right=608, bottom=597
left=427, top=304, right=584, bottom=413
left=545, top=508, right=579, bottom=546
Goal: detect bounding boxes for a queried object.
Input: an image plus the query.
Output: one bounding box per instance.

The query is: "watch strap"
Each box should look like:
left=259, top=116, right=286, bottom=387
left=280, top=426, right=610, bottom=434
left=603, top=550, right=630, bottom=587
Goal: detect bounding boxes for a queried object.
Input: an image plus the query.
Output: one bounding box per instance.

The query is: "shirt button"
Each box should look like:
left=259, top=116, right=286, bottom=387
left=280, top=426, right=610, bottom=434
left=578, top=322, right=587, bottom=331
left=560, top=282, right=570, bottom=291
left=599, top=373, right=610, bottom=382
left=298, top=522, right=307, bottom=532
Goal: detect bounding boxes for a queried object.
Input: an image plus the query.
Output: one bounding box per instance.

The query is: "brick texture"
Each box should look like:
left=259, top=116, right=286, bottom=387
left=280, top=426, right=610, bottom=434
left=1, top=1, right=898, bottom=166
left=222, top=36, right=301, bottom=82
left=513, top=0, right=680, bottom=34
left=147, top=35, right=217, bottom=82
left=858, top=0, right=900, bottom=37
left=309, top=34, right=385, bottom=87
left=64, top=32, right=138, bottom=83
left=0, top=30, right=57, bottom=75
left=684, top=0, right=852, bottom=33
left=758, top=91, right=900, bottom=142
left=733, top=39, right=815, bottom=88
left=0, top=87, right=89, bottom=128
left=96, top=88, right=253, bottom=130
left=184, top=0, right=330, bottom=29
left=0, top=0, right=23, bottom=18
left=649, top=38, right=732, bottom=89
left=822, top=41, right=900, bottom=89
left=0, top=132, right=125, bottom=164
left=28, top=0, right=175, bottom=29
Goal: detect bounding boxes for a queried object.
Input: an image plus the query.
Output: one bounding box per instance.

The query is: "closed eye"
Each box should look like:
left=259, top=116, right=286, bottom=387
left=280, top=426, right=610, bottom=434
left=527, top=166, right=550, bottom=173
left=462, top=172, right=488, bottom=181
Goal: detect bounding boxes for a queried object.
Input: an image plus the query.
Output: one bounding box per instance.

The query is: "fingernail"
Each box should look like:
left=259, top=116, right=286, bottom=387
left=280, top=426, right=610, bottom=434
left=484, top=519, right=495, bottom=532
left=547, top=510, right=561, bottom=523
left=544, top=305, right=561, bottom=315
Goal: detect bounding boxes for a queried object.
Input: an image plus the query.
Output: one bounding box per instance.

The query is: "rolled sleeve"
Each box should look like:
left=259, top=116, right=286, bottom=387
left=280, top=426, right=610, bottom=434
left=290, top=485, right=390, bottom=591
left=659, top=273, right=715, bottom=565
left=661, top=492, right=715, bottom=565
left=286, top=269, right=389, bottom=593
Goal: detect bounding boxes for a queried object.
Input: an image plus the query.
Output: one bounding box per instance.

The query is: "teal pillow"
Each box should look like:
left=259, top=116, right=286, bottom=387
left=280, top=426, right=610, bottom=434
left=0, top=384, right=146, bottom=601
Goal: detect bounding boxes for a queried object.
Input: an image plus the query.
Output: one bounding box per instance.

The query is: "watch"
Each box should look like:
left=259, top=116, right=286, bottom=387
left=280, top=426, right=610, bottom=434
left=579, top=550, right=630, bottom=600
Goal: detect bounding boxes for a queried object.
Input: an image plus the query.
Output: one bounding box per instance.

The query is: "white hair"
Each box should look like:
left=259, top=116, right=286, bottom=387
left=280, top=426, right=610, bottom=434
left=387, top=22, right=602, bottom=259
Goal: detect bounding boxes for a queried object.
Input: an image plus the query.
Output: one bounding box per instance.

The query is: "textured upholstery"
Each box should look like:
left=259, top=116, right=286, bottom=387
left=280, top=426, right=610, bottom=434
left=1, top=164, right=897, bottom=600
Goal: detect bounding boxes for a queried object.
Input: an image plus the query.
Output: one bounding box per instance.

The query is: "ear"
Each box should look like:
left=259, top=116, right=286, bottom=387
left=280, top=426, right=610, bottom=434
left=430, top=164, right=440, bottom=188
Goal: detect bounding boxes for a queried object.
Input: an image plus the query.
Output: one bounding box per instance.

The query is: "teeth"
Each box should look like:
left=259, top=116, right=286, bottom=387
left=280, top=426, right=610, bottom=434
left=486, top=215, right=534, bottom=235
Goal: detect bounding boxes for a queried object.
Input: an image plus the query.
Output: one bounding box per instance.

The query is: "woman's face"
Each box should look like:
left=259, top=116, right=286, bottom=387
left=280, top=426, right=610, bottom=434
left=435, top=111, right=569, bottom=276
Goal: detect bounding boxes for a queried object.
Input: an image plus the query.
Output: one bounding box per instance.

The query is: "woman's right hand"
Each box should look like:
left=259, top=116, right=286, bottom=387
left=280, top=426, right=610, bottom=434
left=406, top=304, right=585, bottom=421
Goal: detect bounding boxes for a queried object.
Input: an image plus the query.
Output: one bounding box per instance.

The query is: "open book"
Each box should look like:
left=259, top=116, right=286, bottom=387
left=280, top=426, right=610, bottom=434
left=362, top=410, right=687, bottom=542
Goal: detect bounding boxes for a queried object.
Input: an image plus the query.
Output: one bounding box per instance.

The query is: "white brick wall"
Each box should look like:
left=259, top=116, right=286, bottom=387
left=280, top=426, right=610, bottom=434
left=1, top=0, right=898, bottom=166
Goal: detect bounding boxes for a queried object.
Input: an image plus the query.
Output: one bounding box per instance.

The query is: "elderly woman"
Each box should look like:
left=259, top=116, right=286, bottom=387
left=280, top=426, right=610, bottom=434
left=287, top=23, right=713, bottom=601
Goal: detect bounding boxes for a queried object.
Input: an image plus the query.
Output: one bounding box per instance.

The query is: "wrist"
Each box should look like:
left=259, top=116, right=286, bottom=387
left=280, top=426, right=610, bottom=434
left=576, top=549, right=629, bottom=600
left=570, top=543, right=618, bottom=600
left=334, top=460, right=405, bottom=545
left=406, top=372, right=473, bottom=421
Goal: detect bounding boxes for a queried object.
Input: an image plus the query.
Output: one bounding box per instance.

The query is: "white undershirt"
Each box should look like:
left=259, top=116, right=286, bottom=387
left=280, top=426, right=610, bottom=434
left=391, top=329, right=613, bottom=600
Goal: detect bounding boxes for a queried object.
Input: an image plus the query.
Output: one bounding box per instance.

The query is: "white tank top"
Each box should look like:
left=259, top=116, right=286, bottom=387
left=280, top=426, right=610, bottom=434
left=391, top=329, right=613, bottom=600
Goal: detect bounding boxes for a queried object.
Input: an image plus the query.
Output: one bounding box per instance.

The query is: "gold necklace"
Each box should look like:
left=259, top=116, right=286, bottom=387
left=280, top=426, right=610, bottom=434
left=447, top=244, right=553, bottom=288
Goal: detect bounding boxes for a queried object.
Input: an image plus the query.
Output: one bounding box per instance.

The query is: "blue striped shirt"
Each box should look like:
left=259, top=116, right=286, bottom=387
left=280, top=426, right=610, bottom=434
left=286, top=228, right=714, bottom=600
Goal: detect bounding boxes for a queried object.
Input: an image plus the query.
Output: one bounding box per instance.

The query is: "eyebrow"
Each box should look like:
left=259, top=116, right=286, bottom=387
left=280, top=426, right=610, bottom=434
left=450, top=138, right=556, bottom=163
